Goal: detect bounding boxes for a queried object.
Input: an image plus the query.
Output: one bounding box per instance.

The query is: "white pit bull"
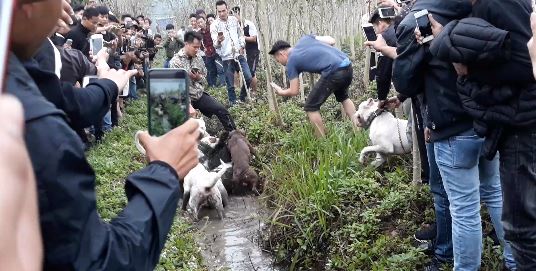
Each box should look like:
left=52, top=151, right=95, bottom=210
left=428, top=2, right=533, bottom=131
left=354, top=98, right=412, bottom=167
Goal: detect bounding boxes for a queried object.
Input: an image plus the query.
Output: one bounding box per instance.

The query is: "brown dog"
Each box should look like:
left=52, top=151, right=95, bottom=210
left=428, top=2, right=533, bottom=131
left=227, top=130, right=259, bottom=194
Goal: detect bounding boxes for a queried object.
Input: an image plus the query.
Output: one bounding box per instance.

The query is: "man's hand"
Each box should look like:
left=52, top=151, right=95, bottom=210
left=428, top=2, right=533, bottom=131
left=364, top=34, right=388, bottom=52
left=100, top=69, right=138, bottom=92
left=429, top=14, right=443, bottom=38
left=0, top=95, right=42, bottom=271
left=385, top=96, right=402, bottom=109
left=452, top=63, right=468, bottom=76
left=56, top=0, right=73, bottom=29
left=377, top=0, right=401, bottom=10
left=217, top=34, right=225, bottom=43
left=138, top=119, right=200, bottom=178
left=424, top=127, right=431, bottom=143
left=188, top=71, right=202, bottom=81
left=528, top=12, right=536, bottom=80
left=270, top=82, right=282, bottom=95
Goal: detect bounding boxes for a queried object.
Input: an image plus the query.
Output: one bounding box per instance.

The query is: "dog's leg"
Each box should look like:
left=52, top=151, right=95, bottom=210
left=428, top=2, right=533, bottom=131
left=371, top=152, right=387, bottom=168
left=359, top=145, right=387, bottom=164
left=181, top=192, right=190, bottom=211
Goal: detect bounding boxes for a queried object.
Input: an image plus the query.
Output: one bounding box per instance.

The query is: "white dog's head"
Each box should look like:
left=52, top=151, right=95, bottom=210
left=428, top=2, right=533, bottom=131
left=354, top=98, right=379, bottom=127
left=194, top=118, right=210, bottom=138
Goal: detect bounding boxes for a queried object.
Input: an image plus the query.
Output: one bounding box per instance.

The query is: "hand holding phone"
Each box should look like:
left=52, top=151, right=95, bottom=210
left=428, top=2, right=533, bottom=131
left=148, top=69, right=190, bottom=137
left=362, top=23, right=377, bottom=42
left=414, top=10, right=434, bottom=44
left=135, top=119, right=200, bottom=178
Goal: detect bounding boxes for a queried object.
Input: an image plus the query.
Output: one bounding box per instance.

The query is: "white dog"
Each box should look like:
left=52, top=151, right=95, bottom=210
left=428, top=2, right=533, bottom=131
left=182, top=161, right=232, bottom=220
left=354, top=98, right=412, bottom=167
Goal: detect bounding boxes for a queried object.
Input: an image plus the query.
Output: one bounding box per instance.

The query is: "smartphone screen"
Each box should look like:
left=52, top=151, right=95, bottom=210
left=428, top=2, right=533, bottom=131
left=82, top=76, right=99, bottom=87
left=415, top=10, right=433, bottom=43
left=148, top=69, right=189, bottom=136
left=91, top=36, right=104, bottom=55
left=362, top=24, right=377, bottom=41
left=379, top=7, right=396, bottom=18
left=0, top=0, right=14, bottom=91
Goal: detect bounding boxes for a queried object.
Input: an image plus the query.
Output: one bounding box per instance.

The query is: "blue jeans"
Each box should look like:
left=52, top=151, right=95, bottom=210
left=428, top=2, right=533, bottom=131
left=204, top=55, right=218, bottom=87
left=128, top=77, right=138, bottom=100
left=222, top=55, right=252, bottom=104
left=427, top=143, right=453, bottom=262
left=434, top=129, right=516, bottom=271
left=215, top=55, right=225, bottom=87
left=103, top=110, right=112, bottom=132
left=499, top=129, right=536, bottom=270
left=164, top=58, right=171, bottom=68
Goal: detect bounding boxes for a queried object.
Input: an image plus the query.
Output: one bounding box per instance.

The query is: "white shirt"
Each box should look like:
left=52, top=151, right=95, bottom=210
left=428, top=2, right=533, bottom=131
left=243, top=19, right=260, bottom=51
left=210, top=16, right=245, bottom=61
left=48, top=38, right=62, bottom=79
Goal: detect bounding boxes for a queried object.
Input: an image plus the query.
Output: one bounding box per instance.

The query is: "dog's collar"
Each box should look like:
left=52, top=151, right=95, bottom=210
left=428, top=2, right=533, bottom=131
left=363, top=109, right=386, bottom=129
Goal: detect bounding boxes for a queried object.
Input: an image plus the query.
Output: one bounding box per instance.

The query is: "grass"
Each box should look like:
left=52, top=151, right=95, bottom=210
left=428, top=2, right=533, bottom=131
left=86, top=49, right=505, bottom=270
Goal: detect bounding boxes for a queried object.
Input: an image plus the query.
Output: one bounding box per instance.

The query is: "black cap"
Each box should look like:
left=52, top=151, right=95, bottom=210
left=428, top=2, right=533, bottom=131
left=269, top=40, right=291, bottom=55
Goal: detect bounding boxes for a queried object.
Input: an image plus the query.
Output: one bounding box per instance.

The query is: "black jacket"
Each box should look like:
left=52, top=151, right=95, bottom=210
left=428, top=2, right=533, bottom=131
left=429, top=0, right=536, bottom=157
left=32, top=41, right=115, bottom=130
left=376, top=25, right=397, bottom=101
left=7, top=53, right=182, bottom=270
left=66, top=23, right=92, bottom=58
left=393, top=0, right=473, bottom=141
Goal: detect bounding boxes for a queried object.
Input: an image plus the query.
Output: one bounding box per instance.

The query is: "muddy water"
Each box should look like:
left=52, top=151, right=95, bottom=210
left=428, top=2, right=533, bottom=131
left=194, top=196, right=282, bottom=271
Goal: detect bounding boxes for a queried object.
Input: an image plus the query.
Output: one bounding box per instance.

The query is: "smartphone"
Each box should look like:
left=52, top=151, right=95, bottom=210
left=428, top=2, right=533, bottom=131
left=414, top=9, right=434, bottom=43
left=0, top=0, right=14, bottom=91
left=362, top=23, right=377, bottom=41
left=379, top=7, right=396, bottom=18
left=66, top=39, right=73, bottom=47
left=90, top=34, right=104, bottom=55
left=218, top=31, right=224, bottom=36
left=191, top=67, right=201, bottom=74
left=147, top=69, right=190, bottom=137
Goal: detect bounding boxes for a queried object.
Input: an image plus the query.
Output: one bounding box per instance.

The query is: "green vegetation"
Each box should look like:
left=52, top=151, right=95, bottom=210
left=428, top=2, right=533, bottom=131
left=86, top=51, right=504, bottom=270
left=87, top=98, right=204, bottom=271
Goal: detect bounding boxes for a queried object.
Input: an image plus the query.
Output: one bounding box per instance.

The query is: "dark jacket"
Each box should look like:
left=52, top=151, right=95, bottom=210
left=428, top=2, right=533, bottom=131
left=429, top=0, right=536, bottom=157
left=430, top=18, right=511, bottom=67
left=392, top=0, right=473, bottom=141
left=7, top=52, right=182, bottom=270
left=65, top=23, right=92, bottom=58
left=376, top=25, right=397, bottom=101
left=163, top=37, right=184, bottom=59
left=59, top=47, right=98, bottom=85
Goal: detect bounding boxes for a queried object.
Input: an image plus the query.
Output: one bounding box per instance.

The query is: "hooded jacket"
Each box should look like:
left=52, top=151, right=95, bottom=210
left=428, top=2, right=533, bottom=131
left=6, top=53, right=182, bottom=270
left=393, top=0, right=473, bottom=141
left=428, top=0, right=536, bottom=157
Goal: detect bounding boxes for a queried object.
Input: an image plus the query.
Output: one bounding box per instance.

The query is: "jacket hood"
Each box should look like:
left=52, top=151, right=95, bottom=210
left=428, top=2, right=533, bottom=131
left=412, top=0, right=472, bottom=21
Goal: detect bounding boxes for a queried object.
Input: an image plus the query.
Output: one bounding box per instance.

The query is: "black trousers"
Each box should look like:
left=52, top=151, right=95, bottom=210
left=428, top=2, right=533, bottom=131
left=192, top=92, right=236, bottom=131
left=498, top=128, right=536, bottom=270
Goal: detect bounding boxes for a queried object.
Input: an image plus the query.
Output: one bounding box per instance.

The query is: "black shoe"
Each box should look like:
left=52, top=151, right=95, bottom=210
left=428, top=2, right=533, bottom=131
left=423, top=257, right=442, bottom=271
left=415, top=223, right=437, bottom=243
left=417, top=240, right=435, bottom=256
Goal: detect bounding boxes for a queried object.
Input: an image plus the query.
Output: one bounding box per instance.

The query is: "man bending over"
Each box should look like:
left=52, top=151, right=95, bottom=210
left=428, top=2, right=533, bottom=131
left=269, top=36, right=357, bottom=137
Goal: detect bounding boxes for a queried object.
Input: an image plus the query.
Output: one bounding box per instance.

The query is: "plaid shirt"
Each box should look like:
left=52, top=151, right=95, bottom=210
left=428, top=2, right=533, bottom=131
left=170, top=49, right=207, bottom=101
left=199, top=27, right=216, bottom=57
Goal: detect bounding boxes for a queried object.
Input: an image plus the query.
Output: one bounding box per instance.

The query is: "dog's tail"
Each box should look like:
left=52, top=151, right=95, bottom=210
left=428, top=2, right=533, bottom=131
left=205, top=160, right=232, bottom=191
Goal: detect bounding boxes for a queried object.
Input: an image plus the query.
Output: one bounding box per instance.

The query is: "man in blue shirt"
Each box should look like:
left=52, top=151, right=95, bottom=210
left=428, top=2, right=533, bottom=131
left=269, top=35, right=357, bottom=137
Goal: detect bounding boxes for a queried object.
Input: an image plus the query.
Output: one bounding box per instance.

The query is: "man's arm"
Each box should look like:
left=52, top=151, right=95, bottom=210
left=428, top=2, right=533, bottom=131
left=25, top=114, right=180, bottom=270
left=273, top=78, right=300, bottom=97
left=315, top=36, right=336, bottom=46
left=392, top=20, right=426, bottom=98
left=245, top=22, right=258, bottom=43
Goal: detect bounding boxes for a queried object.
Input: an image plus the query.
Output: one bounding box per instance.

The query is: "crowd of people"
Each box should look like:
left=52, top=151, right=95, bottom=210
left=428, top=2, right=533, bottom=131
left=0, top=0, right=535, bottom=270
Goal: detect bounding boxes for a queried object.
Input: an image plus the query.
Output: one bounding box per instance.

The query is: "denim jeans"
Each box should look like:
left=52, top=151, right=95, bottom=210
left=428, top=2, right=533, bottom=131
left=103, top=110, right=112, bottom=132
left=128, top=77, right=138, bottom=100
left=498, top=129, right=536, bottom=270
left=427, top=143, right=453, bottom=262
left=204, top=55, right=218, bottom=87
left=215, top=55, right=225, bottom=87
left=222, top=55, right=252, bottom=104
left=164, top=58, right=171, bottom=68
left=434, top=129, right=516, bottom=270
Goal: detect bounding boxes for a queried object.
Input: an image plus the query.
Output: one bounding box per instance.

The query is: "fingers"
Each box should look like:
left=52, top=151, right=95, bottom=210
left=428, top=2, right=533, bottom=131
left=137, top=131, right=152, bottom=150
left=428, top=14, right=438, bottom=27
left=125, top=69, right=139, bottom=78
left=0, top=95, right=24, bottom=138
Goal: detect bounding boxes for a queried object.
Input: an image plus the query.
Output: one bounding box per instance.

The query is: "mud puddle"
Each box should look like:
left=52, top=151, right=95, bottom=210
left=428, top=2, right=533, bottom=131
left=193, top=196, right=282, bottom=271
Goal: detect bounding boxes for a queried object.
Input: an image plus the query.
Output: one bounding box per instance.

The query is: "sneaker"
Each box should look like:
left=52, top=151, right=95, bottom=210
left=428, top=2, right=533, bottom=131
left=415, top=223, right=437, bottom=243
left=423, top=257, right=442, bottom=271
left=417, top=240, right=435, bottom=256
